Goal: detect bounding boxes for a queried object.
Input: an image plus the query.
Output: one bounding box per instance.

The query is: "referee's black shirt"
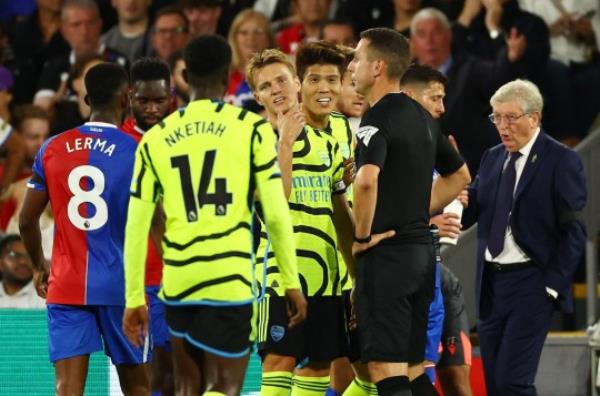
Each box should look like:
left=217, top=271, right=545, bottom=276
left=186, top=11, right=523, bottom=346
left=355, top=92, right=464, bottom=245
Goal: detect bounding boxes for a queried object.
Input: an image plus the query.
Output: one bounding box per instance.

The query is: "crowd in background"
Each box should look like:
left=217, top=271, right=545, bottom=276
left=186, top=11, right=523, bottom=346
left=0, top=0, right=598, bottom=307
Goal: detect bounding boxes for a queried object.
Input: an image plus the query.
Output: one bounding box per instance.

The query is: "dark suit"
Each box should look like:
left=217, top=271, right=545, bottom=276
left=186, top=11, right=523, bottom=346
left=463, top=131, right=587, bottom=395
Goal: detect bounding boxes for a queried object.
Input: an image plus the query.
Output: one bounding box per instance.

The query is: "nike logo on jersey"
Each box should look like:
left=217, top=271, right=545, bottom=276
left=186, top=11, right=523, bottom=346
left=356, top=125, right=379, bottom=146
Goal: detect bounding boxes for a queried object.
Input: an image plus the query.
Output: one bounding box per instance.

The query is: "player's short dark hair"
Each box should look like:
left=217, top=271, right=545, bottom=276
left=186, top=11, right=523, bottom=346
left=183, top=35, right=231, bottom=88
left=84, top=62, right=129, bottom=107
left=0, top=234, right=21, bottom=255
left=400, top=64, right=447, bottom=87
left=360, top=28, right=410, bottom=80
left=130, top=57, right=172, bottom=86
left=295, top=40, right=346, bottom=81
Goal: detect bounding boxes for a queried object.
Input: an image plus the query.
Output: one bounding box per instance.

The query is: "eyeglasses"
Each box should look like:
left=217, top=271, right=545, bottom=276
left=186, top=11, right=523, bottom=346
left=488, top=112, right=531, bottom=125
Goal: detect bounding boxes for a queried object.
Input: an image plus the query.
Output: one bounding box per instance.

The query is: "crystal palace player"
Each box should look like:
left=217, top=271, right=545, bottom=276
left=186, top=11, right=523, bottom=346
left=19, top=63, right=150, bottom=395
left=121, top=57, right=174, bottom=396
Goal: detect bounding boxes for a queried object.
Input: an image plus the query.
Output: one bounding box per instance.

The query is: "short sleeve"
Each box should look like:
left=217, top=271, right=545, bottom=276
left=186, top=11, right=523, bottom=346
left=27, top=146, right=47, bottom=191
left=355, top=123, right=388, bottom=170
left=434, top=128, right=464, bottom=176
left=130, top=141, right=161, bottom=203
left=252, top=120, right=281, bottom=184
left=331, top=142, right=346, bottom=194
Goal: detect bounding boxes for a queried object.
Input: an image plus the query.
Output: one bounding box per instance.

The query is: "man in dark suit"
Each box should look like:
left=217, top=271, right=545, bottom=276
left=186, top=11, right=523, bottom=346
left=462, top=79, right=587, bottom=396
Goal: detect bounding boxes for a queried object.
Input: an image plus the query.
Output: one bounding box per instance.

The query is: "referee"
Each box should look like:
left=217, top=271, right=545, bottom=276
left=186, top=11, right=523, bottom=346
left=348, top=28, right=471, bottom=396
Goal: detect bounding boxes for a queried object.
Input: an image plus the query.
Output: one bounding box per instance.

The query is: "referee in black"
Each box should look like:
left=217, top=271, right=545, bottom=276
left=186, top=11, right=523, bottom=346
left=348, top=28, right=471, bottom=396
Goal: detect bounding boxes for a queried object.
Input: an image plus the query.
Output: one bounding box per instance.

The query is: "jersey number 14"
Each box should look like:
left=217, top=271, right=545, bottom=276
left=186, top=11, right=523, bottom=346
left=171, top=150, right=233, bottom=223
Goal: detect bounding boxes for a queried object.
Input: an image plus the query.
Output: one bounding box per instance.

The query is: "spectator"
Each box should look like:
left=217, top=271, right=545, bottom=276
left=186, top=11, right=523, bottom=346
left=410, top=7, right=526, bottom=175
left=102, top=0, right=152, bottom=63
left=520, top=0, right=600, bottom=141
left=168, top=51, right=189, bottom=107
left=385, top=0, right=425, bottom=36
left=52, top=54, right=104, bottom=134
left=179, top=0, right=223, bottom=37
left=254, top=0, right=293, bottom=24
left=321, top=18, right=357, bottom=47
left=151, top=6, right=190, bottom=62
left=422, top=0, right=465, bottom=22
left=277, top=0, right=333, bottom=55
left=8, top=0, right=69, bottom=105
left=336, top=0, right=393, bottom=34
left=0, top=234, right=46, bottom=309
left=0, top=105, right=49, bottom=231
left=454, top=0, right=550, bottom=91
left=33, top=0, right=127, bottom=113
left=0, top=67, right=27, bottom=197
left=225, top=9, right=274, bottom=112
left=0, top=106, right=53, bottom=260
left=8, top=105, right=50, bottom=179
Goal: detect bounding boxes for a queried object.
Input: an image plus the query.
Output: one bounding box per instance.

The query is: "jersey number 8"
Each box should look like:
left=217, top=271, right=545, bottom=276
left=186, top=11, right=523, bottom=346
left=171, top=150, right=233, bottom=223
left=67, top=165, right=108, bottom=231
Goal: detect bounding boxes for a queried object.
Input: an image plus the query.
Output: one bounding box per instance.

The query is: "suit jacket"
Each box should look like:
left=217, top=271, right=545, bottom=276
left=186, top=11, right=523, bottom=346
left=463, top=131, right=587, bottom=314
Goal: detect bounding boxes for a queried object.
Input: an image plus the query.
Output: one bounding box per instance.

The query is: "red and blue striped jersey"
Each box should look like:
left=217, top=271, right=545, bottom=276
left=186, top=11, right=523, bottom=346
left=28, top=122, right=138, bottom=305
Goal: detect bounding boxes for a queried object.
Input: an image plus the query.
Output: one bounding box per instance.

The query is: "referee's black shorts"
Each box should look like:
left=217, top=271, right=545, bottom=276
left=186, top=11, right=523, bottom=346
left=355, top=243, right=435, bottom=364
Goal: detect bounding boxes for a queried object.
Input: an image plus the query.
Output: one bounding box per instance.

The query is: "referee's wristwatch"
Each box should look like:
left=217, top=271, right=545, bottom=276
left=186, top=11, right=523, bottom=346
left=354, top=234, right=371, bottom=244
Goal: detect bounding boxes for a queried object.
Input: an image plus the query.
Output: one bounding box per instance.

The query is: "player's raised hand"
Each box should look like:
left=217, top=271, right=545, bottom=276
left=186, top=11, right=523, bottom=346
left=430, top=213, right=462, bottom=239
left=285, top=288, right=307, bottom=328
left=33, top=267, right=49, bottom=298
left=352, top=230, right=396, bottom=257
left=277, top=104, right=305, bottom=146
left=123, top=306, right=149, bottom=348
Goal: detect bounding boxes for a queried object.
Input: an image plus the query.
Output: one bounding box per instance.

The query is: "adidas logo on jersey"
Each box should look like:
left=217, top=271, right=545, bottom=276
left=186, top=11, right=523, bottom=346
left=356, top=125, right=379, bottom=146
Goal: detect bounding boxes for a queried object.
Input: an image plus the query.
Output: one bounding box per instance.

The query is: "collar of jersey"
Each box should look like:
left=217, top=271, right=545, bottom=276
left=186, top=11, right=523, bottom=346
left=84, top=121, right=118, bottom=129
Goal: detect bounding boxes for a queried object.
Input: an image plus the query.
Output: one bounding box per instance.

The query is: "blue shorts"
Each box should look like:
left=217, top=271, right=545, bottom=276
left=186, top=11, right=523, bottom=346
left=146, top=285, right=170, bottom=350
left=47, top=304, right=152, bottom=365
left=425, top=262, right=444, bottom=362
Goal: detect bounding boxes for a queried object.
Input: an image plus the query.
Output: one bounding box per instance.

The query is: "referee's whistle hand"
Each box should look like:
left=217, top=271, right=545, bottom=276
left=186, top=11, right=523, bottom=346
left=123, top=306, right=149, bottom=348
left=352, top=230, right=396, bottom=256
left=285, top=289, right=307, bottom=328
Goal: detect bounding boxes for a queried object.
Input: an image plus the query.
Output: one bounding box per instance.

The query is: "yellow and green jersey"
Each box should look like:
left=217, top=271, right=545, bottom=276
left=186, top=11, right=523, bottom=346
left=124, top=100, right=300, bottom=308
left=257, top=126, right=346, bottom=297
left=320, top=112, right=355, bottom=291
